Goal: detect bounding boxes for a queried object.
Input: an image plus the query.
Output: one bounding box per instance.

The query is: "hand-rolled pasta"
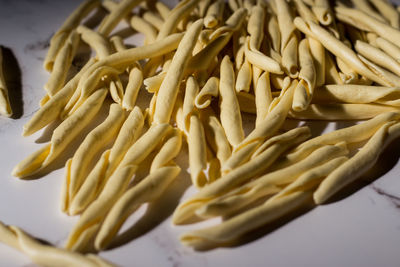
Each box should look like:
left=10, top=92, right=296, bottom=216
left=289, top=103, right=400, bottom=120
left=235, top=59, right=252, bottom=93
left=153, top=19, right=203, bottom=124
left=312, top=0, right=333, bottom=26
left=275, top=0, right=298, bottom=77
left=292, top=38, right=316, bottom=111
left=375, top=37, right=400, bottom=63
left=369, top=0, right=399, bottom=29
left=195, top=76, right=219, bottom=109
left=351, top=0, right=387, bottom=23
left=69, top=107, right=144, bottom=215
left=68, top=32, right=184, bottom=114
left=44, top=0, right=100, bottom=71
left=294, top=17, right=391, bottom=86
left=0, top=46, right=12, bottom=117
left=313, top=84, right=400, bottom=106
left=219, top=55, right=244, bottom=147
left=199, top=108, right=232, bottom=165
left=204, top=0, right=224, bottom=28
left=236, top=79, right=297, bottom=152
left=273, top=156, right=349, bottom=199
left=130, top=15, right=158, bottom=44
left=62, top=104, right=126, bottom=213
left=0, top=222, right=115, bottom=267
left=355, top=40, right=400, bottom=77
left=13, top=88, right=108, bottom=178
left=188, top=113, right=208, bottom=188
left=244, top=36, right=282, bottom=74
left=198, top=142, right=348, bottom=218
left=254, top=72, right=272, bottom=127
left=77, top=25, right=112, bottom=59
left=94, top=165, right=181, bottom=250
left=314, top=120, right=400, bottom=204
left=335, top=6, right=400, bottom=47
left=172, top=126, right=310, bottom=225
left=65, top=124, right=171, bottom=251
left=182, top=76, right=200, bottom=131
left=292, top=111, right=400, bottom=157
left=44, top=31, right=80, bottom=97
left=122, top=65, right=143, bottom=110
left=98, top=0, right=144, bottom=36
left=150, top=128, right=182, bottom=172
left=180, top=190, right=312, bottom=250
left=22, top=58, right=97, bottom=136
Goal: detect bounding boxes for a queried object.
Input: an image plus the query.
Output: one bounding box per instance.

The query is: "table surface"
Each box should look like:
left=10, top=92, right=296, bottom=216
left=1, top=0, right=400, bottom=266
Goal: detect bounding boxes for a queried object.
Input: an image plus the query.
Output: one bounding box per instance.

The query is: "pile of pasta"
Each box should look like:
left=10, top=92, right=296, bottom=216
left=3, top=0, right=400, bottom=265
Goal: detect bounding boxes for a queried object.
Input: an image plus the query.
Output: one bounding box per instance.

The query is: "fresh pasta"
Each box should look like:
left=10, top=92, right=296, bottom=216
left=7, top=0, right=400, bottom=264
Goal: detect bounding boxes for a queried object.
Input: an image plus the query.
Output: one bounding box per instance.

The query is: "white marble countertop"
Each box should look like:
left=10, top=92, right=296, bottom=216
left=1, top=0, right=400, bottom=266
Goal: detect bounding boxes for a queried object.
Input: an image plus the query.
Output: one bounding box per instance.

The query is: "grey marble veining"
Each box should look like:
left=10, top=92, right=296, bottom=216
left=0, top=0, right=400, bottom=267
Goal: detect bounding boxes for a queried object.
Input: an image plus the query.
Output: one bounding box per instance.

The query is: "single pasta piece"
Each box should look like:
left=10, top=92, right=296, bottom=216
left=199, top=108, right=232, bottom=165
left=188, top=113, right=208, bottom=188
left=69, top=107, right=144, bottom=215
left=254, top=72, right=272, bottom=127
left=182, top=76, right=200, bottom=131
left=44, top=30, right=80, bottom=96
left=172, top=126, right=310, bottom=225
left=314, top=120, right=400, bottom=204
left=312, top=0, right=333, bottom=26
left=77, top=25, right=113, bottom=59
left=142, top=11, right=164, bottom=31
left=94, top=165, right=181, bottom=250
left=122, top=65, right=143, bottom=110
left=98, top=0, right=145, bottom=36
left=0, top=46, right=12, bottom=117
left=0, top=221, right=115, bottom=267
left=204, top=0, right=225, bottom=29
left=12, top=88, right=108, bottom=178
left=289, top=103, right=400, bottom=120
left=313, top=84, right=400, bottom=106
left=44, top=0, right=100, bottom=71
left=195, top=76, right=219, bottom=109
left=219, top=55, right=244, bottom=147
left=235, top=59, right=252, bottom=93
left=150, top=128, right=182, bottom=172
left=61, top=104, right=126, bottom=213
left=144, top=72, right=166, bottom=93
left=153, top=19, right=203, bottom=124
left=130, top=15, right=158, bottom=44
left=292, top=38, right=316, bottom=112
left=275, top=0, right=298, bottom=77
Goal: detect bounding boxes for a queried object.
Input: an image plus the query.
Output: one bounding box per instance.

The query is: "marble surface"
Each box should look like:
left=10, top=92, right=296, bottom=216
left=1, top=0, right=400, bottom=266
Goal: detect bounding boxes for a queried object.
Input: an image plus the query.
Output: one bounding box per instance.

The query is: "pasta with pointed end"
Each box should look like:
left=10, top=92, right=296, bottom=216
left=62, top=104, right=126, bottom=213
left=314, top=121, right=400, bottom=204
left=172, top=127, right=310, bottom=225
left=13, top=88, right=108, bottom=178
left=0, top=222, right=115, bottom=267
